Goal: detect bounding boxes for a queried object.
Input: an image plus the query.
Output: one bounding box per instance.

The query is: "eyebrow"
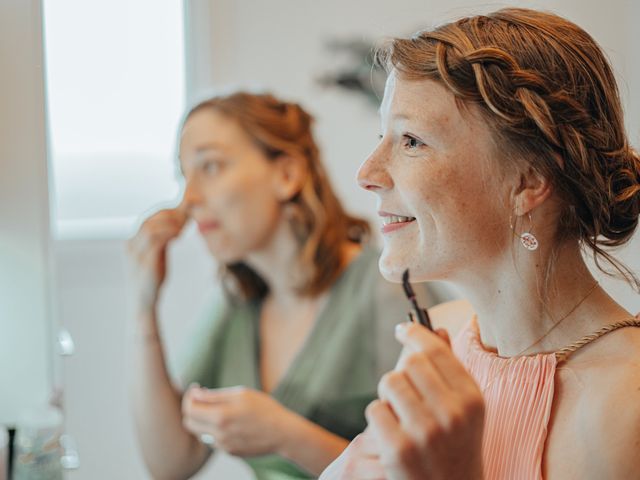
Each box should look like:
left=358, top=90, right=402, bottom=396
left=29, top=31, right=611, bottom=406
left=391, top=114, right=410, bottom=121
left=194, top=143, right=226, bottom=153
left=177, top=143, right=227, bottom=163
left=377, top=107, right=412, bottom=120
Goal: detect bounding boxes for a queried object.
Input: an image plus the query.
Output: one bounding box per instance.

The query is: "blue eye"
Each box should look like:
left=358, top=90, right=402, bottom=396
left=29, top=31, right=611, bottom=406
left=403, top=134, right=424, bottom=150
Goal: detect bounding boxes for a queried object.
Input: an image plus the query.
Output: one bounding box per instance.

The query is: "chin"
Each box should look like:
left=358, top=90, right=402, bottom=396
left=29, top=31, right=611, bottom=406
left=377, top=249, right=411, bottom=284
left=204, top=240, right=245, bottom=265
left=378, top=240, right=444, bottom=284
left=378, top=228, right=433, bottom=282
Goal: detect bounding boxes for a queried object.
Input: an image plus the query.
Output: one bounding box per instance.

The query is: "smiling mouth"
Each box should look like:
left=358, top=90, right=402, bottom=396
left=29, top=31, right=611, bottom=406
left=380, top=214, right=417, bottom=234
left=381, top=215, right=416, bottom=226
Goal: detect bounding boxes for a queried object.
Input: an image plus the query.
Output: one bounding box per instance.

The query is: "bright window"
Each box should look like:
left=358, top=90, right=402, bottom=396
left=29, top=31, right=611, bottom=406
left=43, top=0, right=185, bottom=239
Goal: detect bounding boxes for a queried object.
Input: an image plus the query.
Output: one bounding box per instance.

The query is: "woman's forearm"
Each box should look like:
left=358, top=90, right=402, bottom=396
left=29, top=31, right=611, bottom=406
left=130, top=309, right=211, bottom=480
left=276, top=411, right=350, bottom=477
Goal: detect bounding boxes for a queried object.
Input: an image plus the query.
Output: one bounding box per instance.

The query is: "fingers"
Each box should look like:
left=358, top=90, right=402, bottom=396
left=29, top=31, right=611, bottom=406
left=130, top=209, right=187, bottom=253
left=395, top=322, right=472, bottom=391
left=381, top=322, right=485, bottom=432
left=175, top=198, right=190, bottom=218
left=377, top=372, right=422, bottom=426
left=353, top=431, right=382, bottom=458
left=390, top=356, right=480, bottom=443
left=366, top=400, right=420, bottom=473
left=182, top=389, right=246, bottom=454
left=343, top=432, right=385, bottom=480
left=182, top=389, right=232, bottom=427
left=366, top=325, right=485, bottom=479
left=400, top=352, right=452, bottom=409
left=379, top=360, right=456, bottom=428
left=138, top=208, right=186, bottom=236
left=435, top=327, right=451, bottom=346
left=182, top=388, right=219, bottom=436
left=183, top=400, right=229, bottom=426
left=127, top=209, right=188, bottom=305
left=191, top=385, right=247, bottom=404
left=395, top=322, right=449, bottom=354
left=320, top=434, right=386, bottom=480
left=376, top=368, right=469, bottom=458
left=345, top=457, right=387, bottom=480
left=181, top=386, right=251, bottom=429
left=366, top=400, right=404, bottom=448
left=182, top=415, right=212, bottom=437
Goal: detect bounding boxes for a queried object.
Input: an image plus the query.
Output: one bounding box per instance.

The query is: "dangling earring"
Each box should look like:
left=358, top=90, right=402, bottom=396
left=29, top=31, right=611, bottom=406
left=519, top=212, right=539, bottom=251
left=282, top=201, right=307, bottom=244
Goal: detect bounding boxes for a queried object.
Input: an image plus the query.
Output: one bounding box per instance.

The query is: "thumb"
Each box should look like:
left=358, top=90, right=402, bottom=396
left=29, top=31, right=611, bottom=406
left=175, top=198, right=189, bottom=220
left=435, top=327, right=451, bottom=347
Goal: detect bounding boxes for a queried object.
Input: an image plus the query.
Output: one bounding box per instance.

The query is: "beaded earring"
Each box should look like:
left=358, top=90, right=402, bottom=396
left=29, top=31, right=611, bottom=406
left=519, top=212, right=539, bottom=251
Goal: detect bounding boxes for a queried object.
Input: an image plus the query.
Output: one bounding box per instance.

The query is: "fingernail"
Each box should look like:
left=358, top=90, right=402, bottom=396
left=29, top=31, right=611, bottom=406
left=395, top=322, right=410, bottom=337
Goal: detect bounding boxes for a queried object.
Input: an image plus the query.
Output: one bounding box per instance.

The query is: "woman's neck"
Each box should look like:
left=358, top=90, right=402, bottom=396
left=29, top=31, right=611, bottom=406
left=244, top=217, right=306, bottom=308
left=457, top=241, right=630, bottom=357
left=243, top=216, right=361, bottom=311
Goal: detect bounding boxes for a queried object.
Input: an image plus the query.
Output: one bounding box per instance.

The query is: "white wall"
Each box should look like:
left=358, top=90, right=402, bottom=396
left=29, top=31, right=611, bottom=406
left=54, top=1, right=639, bottom=479
left=0, top=0, right=56, bottom=426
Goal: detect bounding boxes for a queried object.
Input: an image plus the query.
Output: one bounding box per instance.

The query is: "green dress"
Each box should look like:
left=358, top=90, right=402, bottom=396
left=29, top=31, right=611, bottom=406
left=179, top=247, right=446, bottom=479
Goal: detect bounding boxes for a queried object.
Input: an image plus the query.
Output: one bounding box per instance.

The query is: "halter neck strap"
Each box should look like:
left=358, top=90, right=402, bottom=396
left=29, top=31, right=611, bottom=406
left=555, top=317, right=640, bottom=363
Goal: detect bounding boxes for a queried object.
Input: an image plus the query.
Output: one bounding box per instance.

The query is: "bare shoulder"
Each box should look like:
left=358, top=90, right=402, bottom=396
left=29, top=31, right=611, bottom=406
left=551, top=326, right=640, bottom=478
left=583, top=357, right=640, bottom=477
left=584, top=328, right=640, bottom=475
left=428, top=299, right=475, bottom=339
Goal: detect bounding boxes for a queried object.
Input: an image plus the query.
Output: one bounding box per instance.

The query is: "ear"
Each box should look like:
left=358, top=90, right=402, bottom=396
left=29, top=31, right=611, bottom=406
left=271, top=154, right=307, bottom=202
left=512, top=166, right=553, bottom=216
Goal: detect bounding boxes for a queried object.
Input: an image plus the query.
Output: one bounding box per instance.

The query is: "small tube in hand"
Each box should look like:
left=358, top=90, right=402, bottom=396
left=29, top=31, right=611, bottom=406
left=402, top=269, right=433, bottom=331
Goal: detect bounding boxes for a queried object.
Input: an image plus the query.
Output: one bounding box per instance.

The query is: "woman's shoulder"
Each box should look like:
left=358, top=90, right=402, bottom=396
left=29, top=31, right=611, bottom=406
left=556, top=315, right=640, bottom=395
left=571, top=357, right=640, bottom=477
left=560, top=315, right=640, bottom=371
left=551, top=322, right=640, bottom=477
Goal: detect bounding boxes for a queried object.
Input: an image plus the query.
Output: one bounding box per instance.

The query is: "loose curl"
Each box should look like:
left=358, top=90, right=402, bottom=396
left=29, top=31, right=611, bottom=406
left=376, top=8, right=640, bottom=290
left=184, top=92, right=370, bottom=300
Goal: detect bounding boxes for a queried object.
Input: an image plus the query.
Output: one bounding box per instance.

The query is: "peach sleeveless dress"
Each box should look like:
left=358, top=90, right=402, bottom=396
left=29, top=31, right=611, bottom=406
left=452, top=316, right=640, bottom=480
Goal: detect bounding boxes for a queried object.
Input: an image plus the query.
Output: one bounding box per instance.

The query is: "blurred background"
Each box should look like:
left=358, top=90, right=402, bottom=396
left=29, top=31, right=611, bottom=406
left=1, top=0, right=638, bottom=478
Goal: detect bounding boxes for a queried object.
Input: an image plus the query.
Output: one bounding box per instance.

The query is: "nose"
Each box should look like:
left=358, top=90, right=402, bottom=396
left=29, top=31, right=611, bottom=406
left=181, top=174, right=203, bottom=211
left=357, top=142, right=393, bottom=192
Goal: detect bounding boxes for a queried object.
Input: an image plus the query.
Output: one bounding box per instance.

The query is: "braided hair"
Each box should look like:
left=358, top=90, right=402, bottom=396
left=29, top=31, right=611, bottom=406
left=376, top=8, right=640, bottom=289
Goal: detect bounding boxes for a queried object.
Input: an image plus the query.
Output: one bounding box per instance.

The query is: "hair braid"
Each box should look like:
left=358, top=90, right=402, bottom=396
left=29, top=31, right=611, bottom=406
left=377, top=7, right=640, bottom=289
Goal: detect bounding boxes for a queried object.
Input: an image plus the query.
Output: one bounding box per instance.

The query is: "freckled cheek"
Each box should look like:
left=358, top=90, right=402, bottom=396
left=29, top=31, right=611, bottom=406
left=407, top=166, right=492, bottom=240
left=401, top=167, right=449, bottom=216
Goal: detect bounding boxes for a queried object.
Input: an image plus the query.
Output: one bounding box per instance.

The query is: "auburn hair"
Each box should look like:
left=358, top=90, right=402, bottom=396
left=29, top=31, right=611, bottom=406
left=376, top=8, right=640, bottom=289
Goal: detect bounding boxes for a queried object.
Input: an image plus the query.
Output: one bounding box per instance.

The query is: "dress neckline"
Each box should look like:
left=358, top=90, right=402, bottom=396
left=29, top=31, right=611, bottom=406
left=466, top=314, right=640, bottom=364
left=466, top=317, right=556, bottom=363
left=253, top=245, right=377, bottom=401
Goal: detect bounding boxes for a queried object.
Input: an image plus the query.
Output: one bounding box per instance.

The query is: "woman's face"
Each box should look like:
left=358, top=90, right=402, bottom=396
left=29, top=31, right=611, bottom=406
left=179, top=109, right=286, bottom=263
left=358, top=73, right=514, bottom=283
